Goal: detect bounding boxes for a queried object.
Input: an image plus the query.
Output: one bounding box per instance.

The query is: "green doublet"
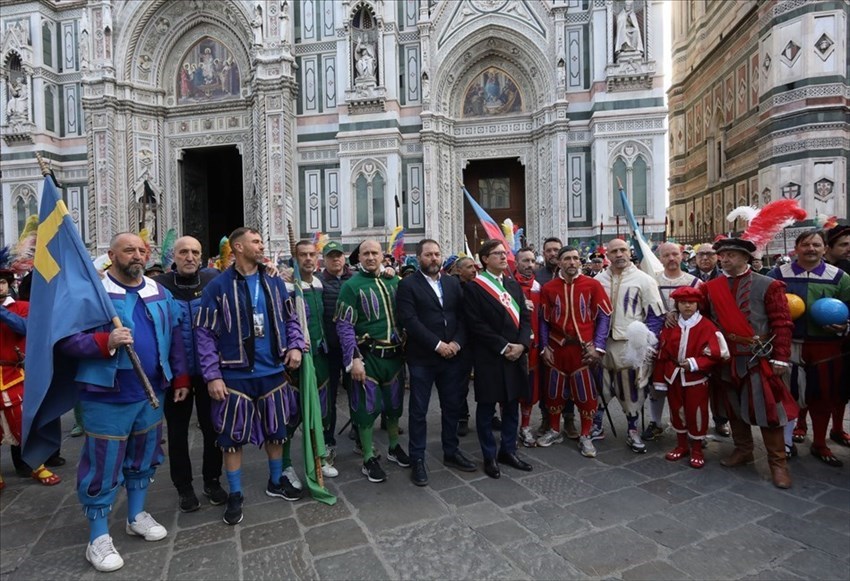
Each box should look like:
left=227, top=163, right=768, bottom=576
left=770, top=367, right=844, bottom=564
left=335, top=271, right=401, bottom=344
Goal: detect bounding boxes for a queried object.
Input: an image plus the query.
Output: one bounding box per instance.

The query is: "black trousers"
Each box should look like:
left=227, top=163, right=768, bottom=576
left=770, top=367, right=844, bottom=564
left=164, top=376, right=222, bottom=493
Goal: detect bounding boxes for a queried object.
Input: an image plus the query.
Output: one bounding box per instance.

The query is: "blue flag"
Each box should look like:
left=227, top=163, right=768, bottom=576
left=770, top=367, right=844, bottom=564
left=22, top=176, right=117, bottom=466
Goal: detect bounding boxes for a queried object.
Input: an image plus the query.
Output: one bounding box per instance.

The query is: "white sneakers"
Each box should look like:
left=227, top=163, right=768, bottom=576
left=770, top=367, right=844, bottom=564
left=86, top=534, right=124, bottom=572
left=88, top=512, right=167, bottom=572
left=125, top=511, right=168, bottom=541
left=321, top=461, right=339, bottom=478
left=283, top=466, right=303, bottom=490
left=537, top=429, right=565, bottom=448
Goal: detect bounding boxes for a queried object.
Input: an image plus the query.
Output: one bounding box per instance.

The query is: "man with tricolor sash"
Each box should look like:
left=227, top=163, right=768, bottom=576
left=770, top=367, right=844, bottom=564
left=463, top=239, right=533, bottom=479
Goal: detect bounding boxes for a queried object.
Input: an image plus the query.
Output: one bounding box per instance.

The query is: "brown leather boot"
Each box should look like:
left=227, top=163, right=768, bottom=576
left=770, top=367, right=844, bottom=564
left=762, top=426, right=792, bottom=489
left=720, top=417, right=755, bottom=467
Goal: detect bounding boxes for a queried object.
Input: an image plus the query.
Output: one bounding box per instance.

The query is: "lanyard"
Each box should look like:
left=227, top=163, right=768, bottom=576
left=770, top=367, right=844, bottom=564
left=252, top=275, right=260, bottom=310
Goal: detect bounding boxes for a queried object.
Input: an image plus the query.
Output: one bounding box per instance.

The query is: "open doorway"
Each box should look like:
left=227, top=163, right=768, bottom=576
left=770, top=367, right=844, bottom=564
left=180, top=145, right=244, bottom=257
left=463, top=157, right=526, bottom=253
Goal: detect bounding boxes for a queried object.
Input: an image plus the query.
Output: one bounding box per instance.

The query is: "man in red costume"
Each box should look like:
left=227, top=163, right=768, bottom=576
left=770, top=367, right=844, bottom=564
left=701, top=238, right=796, bottom=488
left=539, top=247, right=611, bottom=457
left=653, top=286, right=727, bottom=469
left=514, top=248, right=542, bottom=447
left=0, top=267, right=61, bottom=489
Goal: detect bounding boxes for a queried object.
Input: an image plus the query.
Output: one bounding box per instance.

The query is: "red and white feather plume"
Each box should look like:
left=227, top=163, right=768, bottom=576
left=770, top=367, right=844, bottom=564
left=742, top=199, right=807, bottom=251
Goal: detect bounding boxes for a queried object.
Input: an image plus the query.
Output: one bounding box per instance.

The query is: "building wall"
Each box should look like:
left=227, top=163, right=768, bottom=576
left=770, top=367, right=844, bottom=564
left=2, top=0, right=669, bottom=256
left=668, top=0, right=849, bottom=247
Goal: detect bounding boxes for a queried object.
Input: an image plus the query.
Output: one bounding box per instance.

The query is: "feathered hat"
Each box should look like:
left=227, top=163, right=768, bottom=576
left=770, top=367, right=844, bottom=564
left=720, top=199, right=807, bottom=255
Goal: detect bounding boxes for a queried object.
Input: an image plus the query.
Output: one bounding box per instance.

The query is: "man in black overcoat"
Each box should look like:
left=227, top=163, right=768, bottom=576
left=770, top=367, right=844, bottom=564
left=398, top=239, right=478, bottom=487
left=463, top=239, right=534, bottom=478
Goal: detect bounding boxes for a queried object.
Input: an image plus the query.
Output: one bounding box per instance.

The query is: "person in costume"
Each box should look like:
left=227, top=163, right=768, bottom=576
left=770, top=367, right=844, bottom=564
left=153, top=236, right=227, bottom=513
left=821, top=224, right=850, bottom=449
left=398, top=239, right=476, bottom=487
left=514, top=247, right=542, bottom=447
left=58, top=233, right=189, bottom=572
left=646, top=242, right=703, bottom=443
left=595, top=238, right=665, bottom=452
left=0, top=266, right=62, bottom=491
left=195, top=227, right=306, bottom=526
left=767, top=230, right=850, bottom=466
left=335, top=239, right=409, bottom=483
left=701, top=237, right=796, bottom=488
left=653, top=286, right=728, bottom=469
left=285, top=240, right=338, bottom=478
left=539, top=246, right=611, bottom=457
left=463, top=239, right=533, bottom=479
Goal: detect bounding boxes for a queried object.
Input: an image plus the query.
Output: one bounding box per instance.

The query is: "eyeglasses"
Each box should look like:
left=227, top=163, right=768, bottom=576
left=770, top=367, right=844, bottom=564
left=696, top=252, right=716, bottom=257
left=487, top=251, right=508, bottom=257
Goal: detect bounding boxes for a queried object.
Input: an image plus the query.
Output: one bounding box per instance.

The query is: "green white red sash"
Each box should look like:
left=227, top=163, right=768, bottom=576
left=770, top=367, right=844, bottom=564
left=475, top=270, right=520, bottom=328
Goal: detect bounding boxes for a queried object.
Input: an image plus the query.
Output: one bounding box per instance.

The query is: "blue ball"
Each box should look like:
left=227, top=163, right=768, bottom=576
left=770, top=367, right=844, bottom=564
left=809, top=297, right=849, bottom=327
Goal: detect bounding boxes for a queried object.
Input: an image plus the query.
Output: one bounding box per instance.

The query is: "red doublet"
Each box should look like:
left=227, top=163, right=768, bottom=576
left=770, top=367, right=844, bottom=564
left=0, top=300, right=28, bottom=445
left=653, top=315, right=725, bottom=438
left=541, top=275, right=612, bottom=432
left=703, top=273, right=796, bottom=427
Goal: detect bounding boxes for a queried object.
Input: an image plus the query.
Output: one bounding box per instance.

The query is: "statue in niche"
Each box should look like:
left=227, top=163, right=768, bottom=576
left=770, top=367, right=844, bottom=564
left=355, top=38, right=376, bottom=82
left=6, top=76, right=29, bottom=120
left=615, top=0, right=643, bottom=60
left=279, top=0, right=290, bottom=45
left=251, top=5, right=264, bottom=46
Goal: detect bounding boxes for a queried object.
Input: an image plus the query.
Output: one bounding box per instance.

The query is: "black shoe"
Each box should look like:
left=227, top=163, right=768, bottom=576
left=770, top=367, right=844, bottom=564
left=411, top=458, right=428, bottom=487
left=203, top=481, right=228, bottom=506
left=491, top=416, right=502, bottom=430
left=178, top=489, right=201, bottom=513
left=362, top=457, right=387, bottom=483
left=387, top=444, right=411, bottom=468
left=497, top=450, right=533, bottom=471
left=266, top=476, right=302, bottom=501
left=223, top=492, right=244, bottom=525
left=457, top=420, right=469, bottom=437
left=45, top=454, right=66, bottom=468
left=484, top=458, right=500, bottom=479
left=443, top=450, right=477, bottom=472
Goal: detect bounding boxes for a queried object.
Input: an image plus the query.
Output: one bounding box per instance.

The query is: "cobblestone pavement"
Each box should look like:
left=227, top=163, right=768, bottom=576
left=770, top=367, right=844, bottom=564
left=1, top=393, right=849, bottom=581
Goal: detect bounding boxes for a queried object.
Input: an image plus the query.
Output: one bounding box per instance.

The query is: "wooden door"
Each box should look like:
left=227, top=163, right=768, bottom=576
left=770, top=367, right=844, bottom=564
left=463, top=157, right=525, bottom=253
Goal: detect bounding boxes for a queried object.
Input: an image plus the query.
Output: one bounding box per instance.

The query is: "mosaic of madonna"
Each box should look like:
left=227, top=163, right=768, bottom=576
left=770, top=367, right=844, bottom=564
left=177, top=37, right=241, bottom=104
left=462, top=67, right=523, bottom=117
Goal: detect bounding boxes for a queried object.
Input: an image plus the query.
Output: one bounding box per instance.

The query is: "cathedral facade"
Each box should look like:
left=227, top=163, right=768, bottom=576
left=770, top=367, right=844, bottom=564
left=1, top=0, right=667, bottom=257
left=668, top=0, right=849, bottom=249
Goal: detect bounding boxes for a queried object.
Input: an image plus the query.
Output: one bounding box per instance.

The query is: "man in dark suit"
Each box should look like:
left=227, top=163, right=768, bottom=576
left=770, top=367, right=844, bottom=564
left=398, top=239, right=477, bottom=486
left=464, top=239, right=533, bottom=478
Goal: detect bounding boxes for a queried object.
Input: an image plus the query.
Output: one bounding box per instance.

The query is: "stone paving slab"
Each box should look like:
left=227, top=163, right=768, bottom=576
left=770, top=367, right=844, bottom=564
left=1, top=396, right=849, bottom=580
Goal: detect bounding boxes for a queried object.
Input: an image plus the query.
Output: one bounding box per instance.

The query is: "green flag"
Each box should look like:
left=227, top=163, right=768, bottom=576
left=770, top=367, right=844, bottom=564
left=292, top=262, right=337, bottom=505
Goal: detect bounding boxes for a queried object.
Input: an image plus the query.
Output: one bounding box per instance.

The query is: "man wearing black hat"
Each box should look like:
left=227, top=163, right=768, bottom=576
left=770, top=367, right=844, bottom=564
left=825, top=224, right=850, bottom=274
left=700, top=237, right=796, bottom=488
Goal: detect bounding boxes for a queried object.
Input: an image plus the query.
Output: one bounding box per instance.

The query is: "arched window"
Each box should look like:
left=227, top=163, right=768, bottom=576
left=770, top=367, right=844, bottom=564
left=15, top=193, right=37, bottom=237
left=353, top=166, right=386, bottom=229
left=612, top=157, right=627, bottom=215
left=44, top=85, right=55, bottom=133
left=632, top=155, right=648, bottom=215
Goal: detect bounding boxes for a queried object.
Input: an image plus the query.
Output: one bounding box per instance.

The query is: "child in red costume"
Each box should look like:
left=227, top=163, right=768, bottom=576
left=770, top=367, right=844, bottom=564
left=652, top=286, right=728, bottom=468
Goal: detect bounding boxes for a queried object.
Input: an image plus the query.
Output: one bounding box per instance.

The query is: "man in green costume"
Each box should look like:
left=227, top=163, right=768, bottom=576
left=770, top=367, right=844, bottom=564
left=335, top=240, right=409, bottom=483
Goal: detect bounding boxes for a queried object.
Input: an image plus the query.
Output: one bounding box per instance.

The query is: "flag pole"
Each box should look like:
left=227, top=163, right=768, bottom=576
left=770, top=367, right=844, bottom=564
left=35, top=153, right=160, bottom=410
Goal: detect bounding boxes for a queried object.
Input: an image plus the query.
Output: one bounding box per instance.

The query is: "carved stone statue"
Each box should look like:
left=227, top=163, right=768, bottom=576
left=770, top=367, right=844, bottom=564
left=615, top=0, right=643, bottom=59
left=6, top=77, right=29, bottom=120
left=279, top=0, right=290, bottom=44
left=355, top=38, right=376, bottom=82
left=251, top=5, right=264, bottom=46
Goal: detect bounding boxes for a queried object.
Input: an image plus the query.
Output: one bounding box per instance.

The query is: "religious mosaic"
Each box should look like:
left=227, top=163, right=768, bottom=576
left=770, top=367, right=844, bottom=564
left=176, top=37, right=240, bottom=103
left=462, top=67, right=522, bottom=117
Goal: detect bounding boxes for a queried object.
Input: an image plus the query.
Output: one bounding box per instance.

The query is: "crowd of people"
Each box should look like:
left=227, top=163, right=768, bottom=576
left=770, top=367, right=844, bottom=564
left=1, top=223, right=849, bottom=573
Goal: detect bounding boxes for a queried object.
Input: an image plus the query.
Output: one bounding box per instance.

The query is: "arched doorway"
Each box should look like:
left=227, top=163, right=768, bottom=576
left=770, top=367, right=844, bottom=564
left=463, top=157, right=525, bottom=252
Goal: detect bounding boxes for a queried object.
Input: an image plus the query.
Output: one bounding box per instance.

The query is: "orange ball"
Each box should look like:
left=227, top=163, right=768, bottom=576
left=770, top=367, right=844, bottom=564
left=786, top=293, right=805, bottom=320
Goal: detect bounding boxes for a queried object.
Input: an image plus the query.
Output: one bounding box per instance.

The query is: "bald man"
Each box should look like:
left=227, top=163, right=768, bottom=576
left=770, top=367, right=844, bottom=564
left=645, top=243, right=702, bottom=441
left=595, top=238, right=665, bottom=452
left=154, top=236, right=226, bottom=513
left=335, top=240, right=409, bottom=483
left=59, top=232, right=190, bottom=571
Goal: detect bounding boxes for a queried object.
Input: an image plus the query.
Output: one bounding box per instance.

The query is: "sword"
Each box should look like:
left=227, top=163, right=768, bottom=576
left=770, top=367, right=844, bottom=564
left=749, top=334, right=775, bottom=365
